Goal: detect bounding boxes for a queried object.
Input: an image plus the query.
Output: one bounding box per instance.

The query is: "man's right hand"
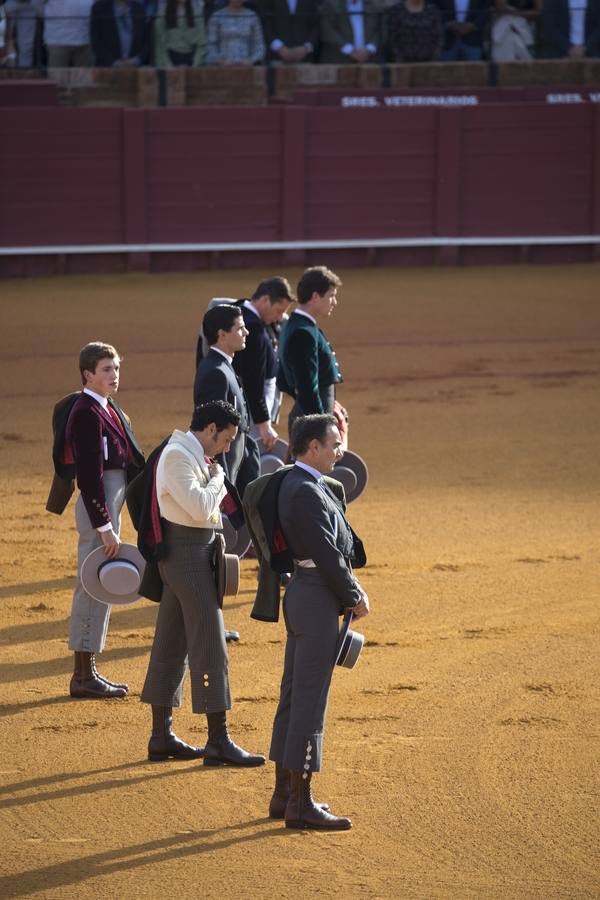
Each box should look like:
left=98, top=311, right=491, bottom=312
left=353, top=590, right=370, bottom=619
left=100, top=528, right=120, bottom=559
left=257, top=420, right=278, bottom=451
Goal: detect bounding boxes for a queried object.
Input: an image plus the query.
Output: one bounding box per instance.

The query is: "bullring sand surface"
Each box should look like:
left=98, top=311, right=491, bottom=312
left=0, top=264, right=599, bottom=899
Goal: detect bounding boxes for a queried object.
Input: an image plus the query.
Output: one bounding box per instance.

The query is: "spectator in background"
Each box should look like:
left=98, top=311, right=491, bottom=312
left=154, top=0, right=205, bottom=64
left=490, top=0, right=540, bottom=61
left=0, top=2, right=12, bottom=63
left=318, top=0, right=383, bottom=63
left=542, top=0, right=600, bottom=56
left=206, top=0, right=265, bottom=63
left=386, top=0, right=442, bottom=60
left=259, top=0, right=319, bottom=61
left=5, top=0, right=42, bottom=66
left=434, top=0, right=489, bottom=59
left=90, top=0, right=148, bottom=65
left=43, top=0, right=94, bottom=66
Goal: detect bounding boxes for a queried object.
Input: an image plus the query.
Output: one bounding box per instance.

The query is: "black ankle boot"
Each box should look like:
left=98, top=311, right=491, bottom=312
left=285, top=771, right=352, bottom=831
left=203, top=711, right=265, bottom=768
left=148, top=705, right=204, bottom=762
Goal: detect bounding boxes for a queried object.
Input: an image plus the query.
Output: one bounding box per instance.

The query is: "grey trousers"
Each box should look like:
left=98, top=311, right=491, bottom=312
left=140, top=523, right=231, bottom=714
left=69, top=469, right=126, bottom=653
left=269, top=569, right=340, bottom=773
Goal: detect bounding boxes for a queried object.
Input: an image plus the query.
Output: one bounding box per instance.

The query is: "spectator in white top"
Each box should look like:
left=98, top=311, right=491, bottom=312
left=43, top=0, right=94, bottom=65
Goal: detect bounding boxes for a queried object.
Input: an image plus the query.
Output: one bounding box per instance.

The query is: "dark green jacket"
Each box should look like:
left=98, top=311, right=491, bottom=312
left=276, top=311, right=342, bottom=414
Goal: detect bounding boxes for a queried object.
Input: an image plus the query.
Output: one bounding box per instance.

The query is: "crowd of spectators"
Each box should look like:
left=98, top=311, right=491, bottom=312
left=0, top=0, right=598, bottom=71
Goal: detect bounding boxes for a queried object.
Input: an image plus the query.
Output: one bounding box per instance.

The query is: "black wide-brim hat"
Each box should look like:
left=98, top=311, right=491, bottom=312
left=80, top=542, right=146, bottom=606
left=333, top=450, right=368, bottom=504
left=335, top=609, right=365, bottom=669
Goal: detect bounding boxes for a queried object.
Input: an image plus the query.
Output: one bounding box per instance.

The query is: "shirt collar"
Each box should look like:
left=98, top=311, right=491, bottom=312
left=295, top=460, right=324, bottom=482
left=211, top=346, right=233, bottom=365
left=294, top=308, right=316, bottom=325
left=83, top=387, right=108, bottom=409
left=242, top=299, right=261, bottom=319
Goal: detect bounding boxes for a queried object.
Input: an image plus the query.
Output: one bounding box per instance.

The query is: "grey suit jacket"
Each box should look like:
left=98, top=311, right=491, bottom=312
left=278, top=465, right=361, bottom=609
left=318, top=0, right=383, bottom=63
left=193, top=348, right=249, bottom=483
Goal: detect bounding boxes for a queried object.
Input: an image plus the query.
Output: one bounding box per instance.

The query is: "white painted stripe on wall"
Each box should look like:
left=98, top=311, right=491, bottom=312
left=1, top=235, right=600, bottom=255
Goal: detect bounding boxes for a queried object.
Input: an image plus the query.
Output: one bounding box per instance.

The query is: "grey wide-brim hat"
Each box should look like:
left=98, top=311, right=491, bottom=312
left=212, top=532, right=241, bottom=607
left=80, top=543, right=146, bottom=606
left=335, top=610, right=365, bottom=669
left=333, top=450, right=368, bottom=504
left=259, top=437, right=289, bottom=475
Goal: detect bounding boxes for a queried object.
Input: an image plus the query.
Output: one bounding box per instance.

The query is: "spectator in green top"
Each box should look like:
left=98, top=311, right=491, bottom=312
left=154, top=0, right=205, bottom=66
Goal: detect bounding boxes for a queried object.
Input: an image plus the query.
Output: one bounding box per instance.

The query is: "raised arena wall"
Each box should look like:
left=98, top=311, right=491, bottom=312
left=1, top=100, right=599, bottom=276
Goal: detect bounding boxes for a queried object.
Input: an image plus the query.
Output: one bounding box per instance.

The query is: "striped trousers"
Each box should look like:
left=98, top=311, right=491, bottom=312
left=140, top=522, right=231, bottom=713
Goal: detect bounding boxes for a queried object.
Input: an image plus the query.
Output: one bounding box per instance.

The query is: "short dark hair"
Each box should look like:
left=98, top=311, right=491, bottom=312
left=291, top=414, right=338, bottom=457
left=191, top=400, right=241, bottom=433
left=79, top=341, right=119, bottom=386
left=296, top=266, right=342, bottom=304
left=203, top=304, right=242, bottom=346
left=251, top=276, right=294, bottom=304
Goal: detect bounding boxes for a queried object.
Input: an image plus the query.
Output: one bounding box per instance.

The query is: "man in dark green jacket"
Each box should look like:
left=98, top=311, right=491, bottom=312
left=277, top=266, right=343, bottom=438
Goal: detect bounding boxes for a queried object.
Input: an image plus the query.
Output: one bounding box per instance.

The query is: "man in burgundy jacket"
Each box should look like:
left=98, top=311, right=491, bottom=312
left=65, top=342, right=144, bottom=699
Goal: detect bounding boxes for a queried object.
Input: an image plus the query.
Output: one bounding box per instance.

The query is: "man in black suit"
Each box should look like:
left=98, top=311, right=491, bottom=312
left=232, top=277, right=293, bottom=452
left=91, top=0, right=148, bottom=67
left=193, top=304, right=250, bottom=486
left=259, top=0, right=319, bottom=61
left=434, top=0, right=489, bottom=59
left=542, top=0, right=600, bottom=57
left=268, top=414, right=369, bottom=830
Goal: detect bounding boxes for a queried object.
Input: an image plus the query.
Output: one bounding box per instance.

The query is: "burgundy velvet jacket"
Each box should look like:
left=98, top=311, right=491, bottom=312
left=65, top=392, right=135, bottom=529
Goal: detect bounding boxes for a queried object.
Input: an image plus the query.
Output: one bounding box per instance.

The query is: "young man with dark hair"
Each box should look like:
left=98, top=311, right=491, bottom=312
left=140, top=400, right=265, bottom=767
left=277, top=266, right=344, bottom=438
left=233, top=276, right=293, bottom=452
left=66, top=341, right=144, bottom=698
left=193, top=304, right=250, bottom=486
left=268, top=413, right=369, bottom=829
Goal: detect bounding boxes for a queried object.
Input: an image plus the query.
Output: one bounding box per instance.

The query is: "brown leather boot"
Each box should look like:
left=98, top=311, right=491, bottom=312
left=69, top=651, right=127, bottom=699
left=269, top=763, right=330, bottom=819
left=148, top=705, right=204, bottom=761
left=285, top=771, right=352, bottom=831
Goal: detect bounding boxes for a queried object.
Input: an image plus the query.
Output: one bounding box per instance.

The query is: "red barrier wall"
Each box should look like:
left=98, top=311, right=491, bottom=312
left=1, top=104, right=599, bottom=272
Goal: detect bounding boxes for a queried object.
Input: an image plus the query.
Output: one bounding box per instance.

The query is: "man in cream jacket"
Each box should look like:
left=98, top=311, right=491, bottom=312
left=140, top=400, right=265, bottom=768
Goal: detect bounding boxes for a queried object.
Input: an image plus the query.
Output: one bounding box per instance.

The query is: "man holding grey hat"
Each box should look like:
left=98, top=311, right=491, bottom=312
left=140, top=400, right=265, bottom=767
left=268, top=413, right=369, bottom=830
left=64, top=341, right=144, bottom=699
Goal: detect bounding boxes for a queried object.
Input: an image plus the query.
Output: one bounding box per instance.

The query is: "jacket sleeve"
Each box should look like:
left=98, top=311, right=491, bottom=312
left=319, top=0, right=348, bottom=50
left=286, top=327, right=323, bottom=414
left=289, top=482, right=361, bottom=608
left=234, top=328, right=270, bottom=424
left=70, top=407, right=112, bottom=529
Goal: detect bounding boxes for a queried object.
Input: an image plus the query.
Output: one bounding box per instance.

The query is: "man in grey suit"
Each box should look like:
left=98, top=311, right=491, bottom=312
left=268, top=414, right=369, bottom=830
left=193, top=304, right=250, bottom=486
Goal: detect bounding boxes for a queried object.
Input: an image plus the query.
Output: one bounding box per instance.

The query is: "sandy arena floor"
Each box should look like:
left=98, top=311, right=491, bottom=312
left=0, top=264, right=599, bottom=899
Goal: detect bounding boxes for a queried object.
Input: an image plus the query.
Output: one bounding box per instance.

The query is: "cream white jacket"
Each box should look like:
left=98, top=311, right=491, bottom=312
left=155, top=430, right=226, bottom=528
